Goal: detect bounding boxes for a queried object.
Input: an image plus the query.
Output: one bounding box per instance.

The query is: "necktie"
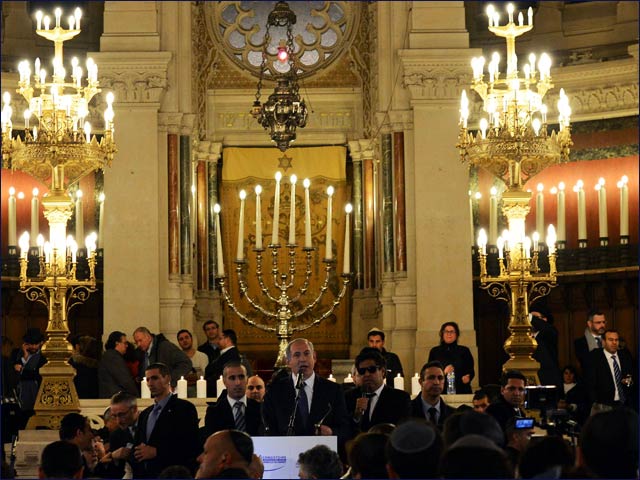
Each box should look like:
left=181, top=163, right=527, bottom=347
left=362, top=392, right=376, bottom=425
left=595, top=337, right=602, bottom=349
left=233, top=402, right=246, bottom=432
left=297, top=381, right=310, bottom=427
left=428, top=407, right=438, bottom=425
left=145, top=403, right=162, bottom=440
left=611, top=355, right=626, bottom=403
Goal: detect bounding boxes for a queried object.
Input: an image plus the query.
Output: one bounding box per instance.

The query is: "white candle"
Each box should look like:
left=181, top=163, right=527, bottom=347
left=303, top=179, right=312, bottom=248
left=8, top=187, right=16, bottom=245
left=141, top=377, right=151, bottom=398
left=343, top=204, right=352, bottom=274
left=30, top=188, right=39, bottom=247
left=328, top=374, right=336, bottom=383
left=197, top=376, right=207, bottom=398
left=75, top=190, right=84, bottom=242
left=343, top=373, right=354, bottom=384
left=596, top=178, right=608, bottom=239
left=575, top=180, right=586, bottom=240
left=557, top=183, right=566, bottom=242
left=325, top=186, right=334, bottom=259
left=177, top=376, right=188, bottom=398
left=19, top=232, right=30, bottom=259
left=288, top=175, right=297, bottom=245
left=393, top=374, right=405, bottom=391
left=489, top=187, right=498, bottom=244
left=216, top=375, right=225, bottom=397
left=536, top=183, right=544, bottom=237
left=255, top=185, right=263, bottom=250
left=236, top=190, right=246, bottom=260
left=271, top=172, right=282, bottom=245
left=214, top=204, right=225, bottom=276
left=98, top=192, right=105, bottom=247
left=618, top=176, right=629, bottom=238
left=411, top=373, right=421, bottom=396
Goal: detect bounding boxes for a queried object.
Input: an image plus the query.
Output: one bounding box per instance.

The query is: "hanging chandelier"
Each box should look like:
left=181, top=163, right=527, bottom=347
left=250, top=1, right=308, bottom=152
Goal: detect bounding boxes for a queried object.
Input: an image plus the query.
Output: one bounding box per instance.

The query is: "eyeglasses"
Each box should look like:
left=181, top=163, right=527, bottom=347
left=110, top=407, right=133, bottom=419
left=357, top=365, right=380, bottom=375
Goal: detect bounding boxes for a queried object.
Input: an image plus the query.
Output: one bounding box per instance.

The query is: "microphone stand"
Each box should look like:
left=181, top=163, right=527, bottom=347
left=286, top=373, right=305, bottom=436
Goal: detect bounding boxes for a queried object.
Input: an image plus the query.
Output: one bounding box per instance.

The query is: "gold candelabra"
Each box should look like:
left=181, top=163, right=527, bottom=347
left=457, top=3, right=573, bottom=384
left=2, top=7, right=115, bottom=428
left=214, top=174, right=351, bottom=366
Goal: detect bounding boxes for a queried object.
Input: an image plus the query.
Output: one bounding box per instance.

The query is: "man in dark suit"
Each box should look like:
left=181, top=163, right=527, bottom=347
left=262, top=338, right=350, bottom=444
left=133, top=327, right=192, bottom=387
left=198, top=320, right=221, bottom=363
left=574, top=310, right=606, bottom=375
left=486, top=370, right=528, bottom=431
left=205, top=329, right=242, bottom=397
left=345, top=347, right=411, bottom=433
left=204, top=361, right=262, bottom=437
left=586, top=329, right=634, bottom=411
left=367, top=328, right=404, bottom=385
left=530, top=309, right=562, bottom=389
left=411, top=361, right=456, bottom=429
left=131, top=362, right=200, bottom=478
left=103, top=391, right=140, bottom=478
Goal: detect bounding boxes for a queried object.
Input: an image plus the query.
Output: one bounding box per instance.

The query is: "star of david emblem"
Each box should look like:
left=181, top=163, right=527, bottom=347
left=278, top=154, right=293, bottom=172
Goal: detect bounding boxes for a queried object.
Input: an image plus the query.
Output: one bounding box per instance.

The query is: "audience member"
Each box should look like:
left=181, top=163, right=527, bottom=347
left=177, top=329, right=210, bottom=379
left=198, top=320, right=221, bottom=363
left=131, top=362, right=200, bottom=478
left=246, top=375, right=266, bottom=402
left=472, top=389, right=491, bottom=413
left=503, top=416, right=534, bottom=469
left=99, top=331, right=138, bottom=398
left=530, top=307, right=562, bottom=389
left=574, top=310, right=606, bottom=375
left=297, top=444, right=343, bottom=479
left=205, top=329, right=242, bottom=397
left=204, top=362, right=262, bottom=437
left=196, top=430, right=253, bottom=479
left=557, top=364, right=589, bottom=425
left=347, top=432, right=389, bottom=479
left=39, top=440, right=83, bottom=479
left=427, top=322, right=475, bottom=394
left=69, top=335, right=100, bottom=398
left=366, top=328, right=403, bottom=384
left=577, top=407, right=638, bottom=479
left=59, top=413, right=95, bottom=476
left=442, top=409, right=504, bottom=448
left=486, top=370, right=527, bottom=431
left=411, top=360, right=456, bottom=429
left=133, top=327, right=192, bottom=387
left=158, top=465, right=193, bottom=478
left=518, top=435, right=574, bottom=479
left=13, top=327, right=47, bottom=412
left=367, top=422, right=396, bottom=436
left=386, top=419, right=442, bottom=479
left=345, top=348, right=411, bottom=433
left=439, top=434, right=513, bottom=478
left=103, top=391, right=140, bottom=478
left=2, top=335, right=18, bottom=398
left=247, top=453, right=264, bottom=480
left=262, top=339, right=350, bottom=442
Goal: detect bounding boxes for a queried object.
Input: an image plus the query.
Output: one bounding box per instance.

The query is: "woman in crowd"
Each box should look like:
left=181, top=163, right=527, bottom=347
left=69, top=335, right=100, bottom=398
left=557, top=364, right=589, bottom=425
left=428, top=321, right=475, bottom=394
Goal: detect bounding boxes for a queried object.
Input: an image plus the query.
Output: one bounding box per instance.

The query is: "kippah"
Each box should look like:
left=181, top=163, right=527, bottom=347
left=368, top=327, right=384, bottom=334
left=449, top=434, right=503, bottom=453
left=389, top=421, right=436, bottom=453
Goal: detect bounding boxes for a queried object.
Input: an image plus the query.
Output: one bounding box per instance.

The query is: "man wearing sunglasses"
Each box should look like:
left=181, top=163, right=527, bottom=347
left=345, top=347, right=412, bottom=433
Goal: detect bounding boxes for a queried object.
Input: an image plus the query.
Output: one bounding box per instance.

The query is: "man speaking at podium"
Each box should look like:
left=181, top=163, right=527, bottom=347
left=263, top=338, right=350, bottom=445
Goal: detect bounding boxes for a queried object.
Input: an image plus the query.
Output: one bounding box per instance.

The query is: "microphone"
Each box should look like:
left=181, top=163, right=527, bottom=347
left=353, top=390, right=368, bottom=423
left=295, top=371, right=305, bottom=389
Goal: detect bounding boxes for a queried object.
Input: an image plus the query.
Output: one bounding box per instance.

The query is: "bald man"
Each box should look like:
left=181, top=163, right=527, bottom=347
left=246, top=375, right=266, bottom=402
left=195, top=430, right=253, bottom=479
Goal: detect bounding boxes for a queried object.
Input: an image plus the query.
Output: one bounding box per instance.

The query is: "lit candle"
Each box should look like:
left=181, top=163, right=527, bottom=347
left=37, top=234, right=44, bottom=257
left=489, top=187, right=498, bottom=244
left=575, top=180, right=586, bottom=241
left=177, top=376, right=188, bottom=398
left=43, top=15, right=50, bottom=31
left=507, top=3, right=514, bottom=24
left=75, top=189, right=84, bottom=242
left=595, top=178, right=608, bottom=239
left=236, top=190, right=246, bottom=261
left=477, top=228, right=488, bottom=255
left=328, top=374, right=336, bottom=383
left=98, top=192, right=105, bottom=247
left=30, top=188, right=39, bottom=247
left=556, top=182, right=566, bottom=242
left=19, top=232, right=30, bottom=259
left=214, top=204, right=225, bottom=276
left=197, top=376, right=207, bottom=398
left=54, top=7, right=61, bottom=27
left=271, top=172, right=281, bottom=245
left=255, top=185, right=263, bottom=250
left=618, top=176, right=629, bottom=238
left=497, top=236, right=504, bottom=259
left=325, top=186, right=334, bottom=259
left=288, top=175, right=297, bottom=245
left=141, top=377, right=151, bottom=398
left=36, top=11, right=43, bottom=30
left=216, top=375, right=225, bottom=397
left=343, top=204, right=352, bottom=274
left=8, top=187, right=16, bottom=246
left=74, top=8, right=82, bottom=30
left=303, top=179, right=312, bottom=248
left=536, top=183, right=544, bottom=237
left=394, top=374, right=405, bottom=391
left=343, top=373, right=354, bottom=384
left=411, top=373, right=421, bottom=396
left=528, top=7, right=533, bottom=26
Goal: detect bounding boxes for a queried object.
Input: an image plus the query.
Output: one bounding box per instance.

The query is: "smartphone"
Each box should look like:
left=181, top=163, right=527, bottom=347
left=515, top=418, right=534, bottom=429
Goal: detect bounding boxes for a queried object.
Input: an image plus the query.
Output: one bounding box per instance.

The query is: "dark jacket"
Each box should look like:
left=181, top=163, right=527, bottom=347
left=410, top=394, right=456, bottom=429
left=531, top=316, right=562, bottom=389
left=486, top=396, right=526, bottom=431
left=69, top=354, right=99, bottom=399
left=204, top=347, right=241, bottom=397
left=586, top=348, right=633, bottom=408
left=427, top=343, right=475, bottom=394
left=12, top=348, right=47, bottom=410
left=198, top=342, right=220, bottom=363
left=137, top=334, right=192, bottom=387
left=203, top=390, right=262, bottom=437
left=344, top=385, right=412, bottom=433
left=131, top=394, right=200, bottom=478
left=98, top=348, right=138, bottom=398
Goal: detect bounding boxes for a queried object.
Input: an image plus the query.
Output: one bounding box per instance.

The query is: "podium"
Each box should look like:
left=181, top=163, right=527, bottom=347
left=253, top=436, right=338, bottom=479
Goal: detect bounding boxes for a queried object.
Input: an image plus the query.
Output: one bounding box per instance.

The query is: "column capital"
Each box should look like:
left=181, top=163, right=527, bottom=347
left=194, top=140, right=222, bottom=163
left=348, top=139, right=376, bottom=161
left=181, top=114, right=196, bottom=136
left=159, top=113, right=184, bottom=134
left=388, top=110, right=414, bottom=132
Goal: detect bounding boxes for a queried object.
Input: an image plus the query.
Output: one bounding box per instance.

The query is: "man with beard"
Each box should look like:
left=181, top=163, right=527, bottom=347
left=574, top=310, right=606, bottom=375
left=366, top=328, right=404, bottom=385
left=13, top=328, right=47, bottom=415
left=345, top=347, right=411, bottom=433
left=486, top=370, right=528, bottom=431
left=411, top=361, right=456, bottom=429
left=198, top=320, right=221, bottom=363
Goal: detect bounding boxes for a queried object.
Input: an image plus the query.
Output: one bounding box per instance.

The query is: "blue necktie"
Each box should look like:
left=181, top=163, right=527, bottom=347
left=234, top=402, right=246, bottom=432
left=611, top=355, right=626, bottom=403
left=297, top=381, right=309, bottom=427
left=146, top=403, right=162, bottom=440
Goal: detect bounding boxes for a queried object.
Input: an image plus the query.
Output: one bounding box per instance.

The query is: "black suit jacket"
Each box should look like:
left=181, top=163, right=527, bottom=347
left=263, top=374, right=351, bottom=444
left=531, top=317, right=562, bottom=388
left=486, top=396, right=526, bottom=431
left=344, top=385, right=412, bottom=433
left=204, top=391, right=262, bottom=437
left=131, top=395, right=200, bottom=478
left=574, top=335, right=594, bottom=375
left=105, top=425, right=137, bottom=479
left=586, top=348, right=633, bottom=407
left=205, top=347, right=241, bottom=397
left=410, top=394, right=456, bottom=429
left=198, top=342, right=220, bottom=363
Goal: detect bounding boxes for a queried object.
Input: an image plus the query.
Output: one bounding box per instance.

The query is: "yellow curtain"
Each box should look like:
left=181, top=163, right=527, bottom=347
left=220, top=147, right=351, bottom=359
